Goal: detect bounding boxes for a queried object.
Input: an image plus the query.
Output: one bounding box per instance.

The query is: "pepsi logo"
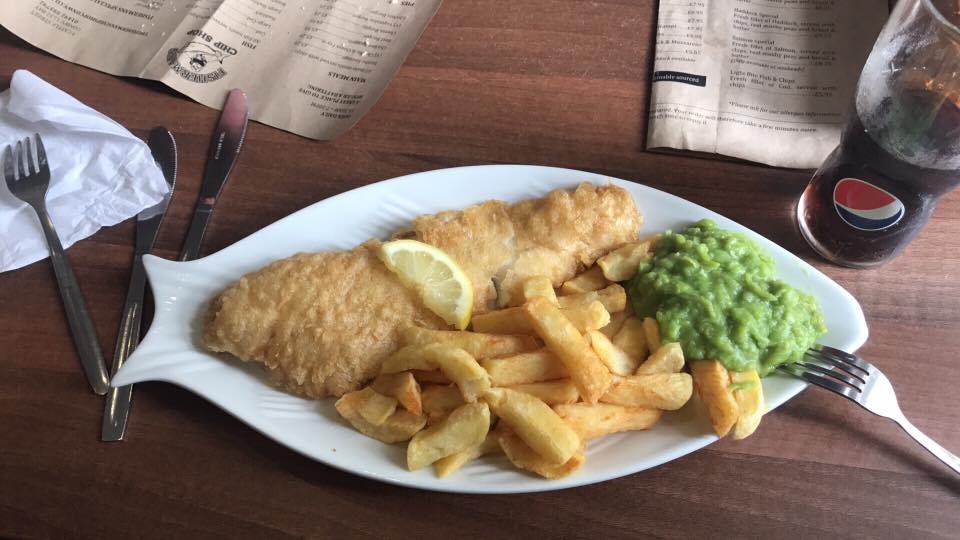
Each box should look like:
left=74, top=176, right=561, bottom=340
left=833, top=178, right=904, bottom=231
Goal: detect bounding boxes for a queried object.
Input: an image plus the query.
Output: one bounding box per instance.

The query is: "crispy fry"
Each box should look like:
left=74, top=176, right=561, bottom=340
left=522, top=297, right=612, bottom=404
left=411, top=369, right=452, bottom=384
left=521, top=276, right=559, bottom=306
left=400, top=326, right=540, bottom=359
left=470, top=308, right=532, bottom=335
left=597, top=240, right=653, bottom=282
left=690, top=360, right=739, bottom=438
left=471, top=301, right=610, bottom=335
left=554, top=402, right=662, bottom=440
left=562, top=301, right=610, bottom=332
left=430, top=346, right=491, bottom=402
left=421, top=384, right=465, bottom=421
left=559, top=266, right=608, bottom=295
left=380, top=344, right=437, bottom=374
left=335, top=390, right=426, bottom=443
left=433, top=432, right=501, bottom=478
left=353, top=387, right=399, bottom=425
left=612, top=317, right=649, bottom=362
left=634, top=342, right=685, bottom=375
left=642, top=317, right=661, bottom=352
left=599, top=305, right=632, bottom=338
left=497, top=431, right=585, bottom=479
left=407, top=402, right=490, bottom=470
left=557, top=284, right=627, bottom=313
left=730, top=370, right=764, bottom=440
left=587, top=330, right=640, bottom=375
left=481, top=348, right=568, bottom=386
left=483, top=387, right=581, bottom=464
left=381, top=343, right=490, bottom=402
left=505, top=380, right=579, bottom=405
left=370, top=372, right=422, bottom=415
left=600, top=373, right=693, bottom=410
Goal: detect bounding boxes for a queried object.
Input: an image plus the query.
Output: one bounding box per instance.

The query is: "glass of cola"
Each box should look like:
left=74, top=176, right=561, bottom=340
left=797, top=0, right=960, bottom=268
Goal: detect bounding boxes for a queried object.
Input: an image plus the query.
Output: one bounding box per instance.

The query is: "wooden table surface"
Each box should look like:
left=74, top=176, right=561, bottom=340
left=1, top=2, right=958, bottom=538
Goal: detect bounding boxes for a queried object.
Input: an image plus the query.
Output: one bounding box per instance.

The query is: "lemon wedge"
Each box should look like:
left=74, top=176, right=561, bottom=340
left=379, top=240, right=474, bottom=330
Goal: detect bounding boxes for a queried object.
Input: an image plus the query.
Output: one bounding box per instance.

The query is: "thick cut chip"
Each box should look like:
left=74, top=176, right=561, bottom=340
left=635, top=342, right=685, bottom=375
left=690, top=360, right=740, bottom=437
left=433, top=432, right=502, bottom=478
left=410, top=369, right=452, bottom=385
left=399, top=326, right=539, bottom=359
left=370, top=372, right=422, bottom=415
left=381, top=343, right=490, bottom=402
left=521, top=276, right=559, bottom=306
left=600, top=373, right=693, bottom=410
left=380, top=344, right=438, bottom=374
left=471, top=301, right=609, bottom=335
left=612, top=317, right=649, bottom=362
left=481, top=348, right=568, bottom=386
left=353, top=387, right=399, bottom=425
left=562, top=301, right=610, bottom=333
left=422, top=384, right=466, bottom=421
left=730, top=370, right=764, bottom=440
left=588, top=330, right=640, bottom=375
left=407, top=402, right=490, bottom=470
left=642, top=317, right=661, bottom=352
left=505, top=380, right=579, bottom=405
left=557, top=284, right=627, bottom=313
left=597, top=240, right=653, bottom=282
left=599, top=307, right=632, bottom=338
left=522, top=297, right=612, bottom=403
left=497, top=431, right=585, bottom=479
left=559, top=266, right=608, bottom=295
left=483, top=387, right=581, bottom=464
left=335, top=390, right=426, bottom=443
left=554, top=403, right=662, bottom=440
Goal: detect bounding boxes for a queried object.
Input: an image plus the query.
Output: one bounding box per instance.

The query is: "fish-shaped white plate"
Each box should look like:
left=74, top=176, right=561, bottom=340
left=113, top=165, right=868, bottom=494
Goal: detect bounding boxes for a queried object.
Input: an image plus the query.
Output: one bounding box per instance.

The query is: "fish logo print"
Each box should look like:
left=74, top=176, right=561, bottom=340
left=833, top=178, right=904, bottom=231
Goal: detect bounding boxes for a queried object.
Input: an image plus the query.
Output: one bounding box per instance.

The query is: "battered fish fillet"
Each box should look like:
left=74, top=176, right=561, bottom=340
left=202, top=242, right=445, bottom=398
left=413, top=182, right=642, bottom=311
left=202, top=182, right=641, bottom=398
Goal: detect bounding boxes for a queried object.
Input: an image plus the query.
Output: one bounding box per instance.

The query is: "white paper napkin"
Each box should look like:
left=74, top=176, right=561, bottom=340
left=0, top=70, right=169, bottom=273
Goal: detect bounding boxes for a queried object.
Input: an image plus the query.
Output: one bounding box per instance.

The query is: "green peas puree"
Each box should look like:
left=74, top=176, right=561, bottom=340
left=628, top=219, right=825, bottom=376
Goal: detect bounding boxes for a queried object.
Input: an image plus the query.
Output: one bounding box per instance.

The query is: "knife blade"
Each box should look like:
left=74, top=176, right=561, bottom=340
left=101, top=127, right=178, bottom=442
left=178, top=88, right=249, bottom=261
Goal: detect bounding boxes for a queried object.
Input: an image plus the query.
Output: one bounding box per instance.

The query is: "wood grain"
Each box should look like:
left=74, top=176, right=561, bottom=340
left=1, top=1, right=958, bottom=538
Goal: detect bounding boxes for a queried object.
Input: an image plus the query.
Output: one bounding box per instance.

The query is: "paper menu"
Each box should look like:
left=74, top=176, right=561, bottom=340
left=0, top=0, right=443, bottom=140
left=646, top=0, right=889, bottom=168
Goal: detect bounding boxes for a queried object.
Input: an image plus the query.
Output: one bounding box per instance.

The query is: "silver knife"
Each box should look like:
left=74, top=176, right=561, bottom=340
left=179, top=89, right=249, bottom=261
left=101, top=127, right=177, bottom=441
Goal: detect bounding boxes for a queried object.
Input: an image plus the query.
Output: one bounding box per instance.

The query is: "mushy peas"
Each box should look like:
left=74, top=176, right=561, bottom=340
left=629, top=219, right=825, bottom=376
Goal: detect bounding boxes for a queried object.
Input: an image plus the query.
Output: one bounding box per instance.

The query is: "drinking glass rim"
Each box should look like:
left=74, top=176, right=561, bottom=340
left=923, top=0, right=960, bottom=37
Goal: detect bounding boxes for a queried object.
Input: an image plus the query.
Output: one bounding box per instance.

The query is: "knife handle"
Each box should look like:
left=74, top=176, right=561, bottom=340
left=179, top=202, right=214, bottom=262
left=101, top=253, right=147, bottom=441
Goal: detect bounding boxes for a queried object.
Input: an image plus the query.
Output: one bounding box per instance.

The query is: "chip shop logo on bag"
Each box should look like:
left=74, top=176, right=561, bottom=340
left=833, top=178, right=905, bottom=231
left=166, top=32, right=237, bottom=84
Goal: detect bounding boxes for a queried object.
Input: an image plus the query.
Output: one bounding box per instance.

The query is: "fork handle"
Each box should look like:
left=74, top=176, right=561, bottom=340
left=35, top=206, right=110, bottom=395
left=895, top=416, right=960, bottom=476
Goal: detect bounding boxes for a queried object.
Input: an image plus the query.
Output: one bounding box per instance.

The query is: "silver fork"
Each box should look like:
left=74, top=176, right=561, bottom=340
left=780, top=346, right=959, bottom=475
left=2, top=134, right=110, bottom=395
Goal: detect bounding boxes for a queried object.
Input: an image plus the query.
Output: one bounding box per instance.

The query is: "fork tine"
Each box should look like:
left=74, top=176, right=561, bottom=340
left=804, top=350, right=867, bottom=382
left=797, top=361, right=865, bottom=389
left=780, top=365, right=862, bottom=401
left=817, top=345, right=874, bottom=375
left=24, top=137, right=35, bottom=175
left=34, top=133, right=47, bottom=170
left=2, top=145, right=13, bottom=183
left=15, top=140, right=25, bottom=180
